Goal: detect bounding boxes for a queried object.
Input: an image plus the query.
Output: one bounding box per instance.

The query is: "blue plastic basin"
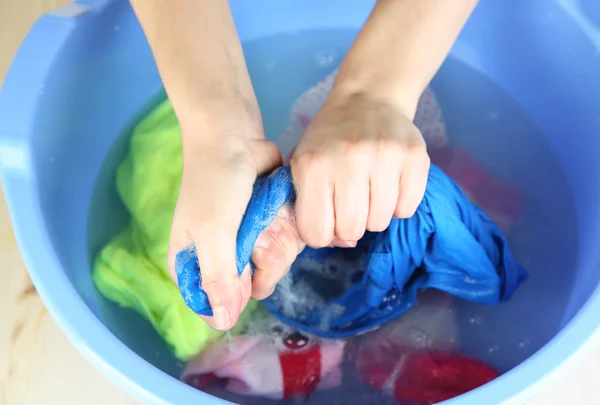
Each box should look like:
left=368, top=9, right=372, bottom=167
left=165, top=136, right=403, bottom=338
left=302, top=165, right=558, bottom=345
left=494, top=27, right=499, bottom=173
left=1, top=0, right=600, bottom=404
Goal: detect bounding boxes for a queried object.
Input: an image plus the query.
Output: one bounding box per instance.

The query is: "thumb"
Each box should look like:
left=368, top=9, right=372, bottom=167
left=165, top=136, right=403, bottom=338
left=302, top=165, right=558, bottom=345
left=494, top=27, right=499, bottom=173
left=193, top=225, right=245, bottom=331
left=167, top=138, right=281, bottom=331
left=168, top=210, right=245, bottom=331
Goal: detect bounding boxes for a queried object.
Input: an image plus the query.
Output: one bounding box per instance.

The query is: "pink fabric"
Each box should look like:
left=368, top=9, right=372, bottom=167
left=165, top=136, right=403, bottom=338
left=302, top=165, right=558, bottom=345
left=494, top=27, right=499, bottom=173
left=181, top=320, right=345, bottom=399
left=182, top=73, right=516, bottom=402
left=349, top=291, right=499, bottom=404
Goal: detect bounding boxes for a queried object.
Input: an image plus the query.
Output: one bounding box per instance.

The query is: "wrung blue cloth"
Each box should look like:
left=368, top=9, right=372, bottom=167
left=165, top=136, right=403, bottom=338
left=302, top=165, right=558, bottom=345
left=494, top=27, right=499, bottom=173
left=175, top=165, right=528, bottom=338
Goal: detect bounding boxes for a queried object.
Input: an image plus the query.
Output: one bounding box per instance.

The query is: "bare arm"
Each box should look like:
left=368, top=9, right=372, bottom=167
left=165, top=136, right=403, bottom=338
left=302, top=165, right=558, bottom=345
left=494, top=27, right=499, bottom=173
left=129, top=0, right=260, bottom=142
left=333, top=0, right=479, bottom=119
left=291, top=0, right=478, bottom=247
left=129, top=0, right=283, bottom=331
left=128, top=0, right=478, bottom=331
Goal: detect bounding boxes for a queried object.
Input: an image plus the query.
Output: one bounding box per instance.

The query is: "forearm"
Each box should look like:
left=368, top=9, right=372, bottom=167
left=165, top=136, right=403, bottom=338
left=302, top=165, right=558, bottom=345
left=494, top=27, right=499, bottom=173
left=130, top=0, right=259, bottom=138
left=332, top=0, right=478, bottom=118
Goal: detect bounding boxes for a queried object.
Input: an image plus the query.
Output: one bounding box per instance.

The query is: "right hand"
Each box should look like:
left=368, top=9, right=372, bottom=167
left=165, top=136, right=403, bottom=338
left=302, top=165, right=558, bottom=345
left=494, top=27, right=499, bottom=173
left=168, top=109, right=305, bottom=331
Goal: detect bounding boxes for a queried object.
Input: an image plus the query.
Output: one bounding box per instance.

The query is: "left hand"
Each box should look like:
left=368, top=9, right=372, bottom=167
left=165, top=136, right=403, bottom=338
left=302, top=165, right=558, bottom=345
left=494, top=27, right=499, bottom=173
left=290, top=90, right=431, bottom=248
left=248, top=90, right=431, bottom=300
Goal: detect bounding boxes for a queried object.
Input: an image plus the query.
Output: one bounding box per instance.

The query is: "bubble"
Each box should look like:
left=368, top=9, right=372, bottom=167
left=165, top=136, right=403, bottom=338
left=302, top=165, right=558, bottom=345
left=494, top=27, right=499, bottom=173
left=517, top=338, right=531, bottom=348
left=314, top=49, right=337, bottom=67
left=468, top=315, right=483, bottom=325
left=225, top=331, right=238, bottom=352
left=464, top=276, right=477, bottom=284
left=269, top=271, right=325, bottom=322
left=488, top=345, right=500, bottom=353
left=319, top=303, right=345, bottom=331
left=408, top=327, right=432, bottom=348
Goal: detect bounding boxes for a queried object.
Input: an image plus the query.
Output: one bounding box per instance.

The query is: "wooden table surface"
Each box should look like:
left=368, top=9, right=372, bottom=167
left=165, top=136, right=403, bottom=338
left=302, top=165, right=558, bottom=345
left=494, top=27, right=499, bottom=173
left=0, top=1, right=599, bottom=404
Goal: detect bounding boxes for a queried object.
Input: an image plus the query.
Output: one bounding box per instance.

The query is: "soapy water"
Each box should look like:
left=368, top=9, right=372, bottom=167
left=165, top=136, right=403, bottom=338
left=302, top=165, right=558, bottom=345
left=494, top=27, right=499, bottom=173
left=201, top=290, right=460, bottom=405
left=267, top=250, right=367, bottom=325
left=86, top=27, right=579, bottom=404
left=194, top=29, right=577, bottom=404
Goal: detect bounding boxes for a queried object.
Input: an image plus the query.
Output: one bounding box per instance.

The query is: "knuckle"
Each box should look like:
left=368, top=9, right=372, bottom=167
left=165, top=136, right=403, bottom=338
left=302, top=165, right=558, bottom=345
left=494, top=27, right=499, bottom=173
left=343, top=141, right=371, bottom=167
left=201, top=271, right=236, bottom=293
left=291, top=151, right=324, bottom=176
left=407, top=142, right=430, bottom=164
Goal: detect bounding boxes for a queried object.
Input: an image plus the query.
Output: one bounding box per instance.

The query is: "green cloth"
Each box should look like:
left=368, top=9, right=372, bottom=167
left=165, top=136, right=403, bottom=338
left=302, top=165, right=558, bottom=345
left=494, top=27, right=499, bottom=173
left=93, top=99, right=255, bottom=361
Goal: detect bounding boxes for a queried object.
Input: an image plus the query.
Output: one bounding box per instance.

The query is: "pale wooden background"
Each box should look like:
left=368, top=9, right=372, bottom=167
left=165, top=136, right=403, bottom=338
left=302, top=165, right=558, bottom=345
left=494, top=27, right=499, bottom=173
left=0, top=1, right=599, bottom=404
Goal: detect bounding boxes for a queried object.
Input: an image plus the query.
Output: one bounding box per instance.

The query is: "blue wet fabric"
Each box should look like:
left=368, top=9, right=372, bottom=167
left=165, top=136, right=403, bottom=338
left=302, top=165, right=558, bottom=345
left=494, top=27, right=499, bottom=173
left=175, top=165, right=528, bottom=338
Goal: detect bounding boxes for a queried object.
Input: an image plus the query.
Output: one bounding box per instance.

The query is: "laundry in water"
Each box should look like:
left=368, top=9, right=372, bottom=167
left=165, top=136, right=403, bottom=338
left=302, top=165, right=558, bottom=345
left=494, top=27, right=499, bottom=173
left=182, top=291, right=500, bottom=404
left=175, top=66, right=527, bottom=337
left=91, top=74, right=452, bottom=360
left=93, top=70, right=524, bottom=402
left=348, top=290, right=500, bottom=405
left=181, top=308, right=345, bottom=400
left=92, top=100, right=258, bottom=361
left=175, top=163, right=528, bottom=337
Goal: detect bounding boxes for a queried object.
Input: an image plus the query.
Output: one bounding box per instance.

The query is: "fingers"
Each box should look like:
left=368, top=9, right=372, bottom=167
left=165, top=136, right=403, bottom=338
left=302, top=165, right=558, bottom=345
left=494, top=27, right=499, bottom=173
left=193, top=225, right=244, bottom=331
left=367, top=149, right=401, bottom=232
left=291, top=155, right=335, bottom=248
left=334, top=164, right=369, bottom=241
left=239, top=264, right=252, bottom=314
left=394, top=146, right=430, bottom=218
left=168, top=189, right=248, bottom=332
left=251, top=205, right=306, bottom=300
left=293, top=142, right=429, bottom=245
left=167, top=138, right=283, bottom=333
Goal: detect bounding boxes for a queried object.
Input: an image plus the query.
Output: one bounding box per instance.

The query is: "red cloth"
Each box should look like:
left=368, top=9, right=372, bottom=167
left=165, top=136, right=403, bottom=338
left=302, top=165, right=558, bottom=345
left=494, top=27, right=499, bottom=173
left=394, top=351, right=500, bottom=405
left=356, top=348, right=500, bottom=405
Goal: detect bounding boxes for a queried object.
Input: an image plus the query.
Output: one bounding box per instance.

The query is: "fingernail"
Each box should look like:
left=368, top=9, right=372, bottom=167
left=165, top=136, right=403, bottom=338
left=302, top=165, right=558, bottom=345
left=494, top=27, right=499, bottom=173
left=333, top=240, right=357, bottom=248
left=255, top=233, right=271, bottom=250
left=212, top=306, right=231, bottom=330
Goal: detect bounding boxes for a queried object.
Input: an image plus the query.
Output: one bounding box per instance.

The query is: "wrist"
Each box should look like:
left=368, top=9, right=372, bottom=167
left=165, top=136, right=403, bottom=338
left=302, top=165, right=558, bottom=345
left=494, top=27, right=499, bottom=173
left=329, top=68, right=424, bottom=120
left=175, top=89, right=264, bottom=145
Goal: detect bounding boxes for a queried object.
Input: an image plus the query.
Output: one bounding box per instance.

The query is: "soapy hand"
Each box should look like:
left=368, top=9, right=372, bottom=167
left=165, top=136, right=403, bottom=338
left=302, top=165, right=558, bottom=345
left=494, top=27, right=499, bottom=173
left=168, top=111, right=285, bottom=331
left=248, top=92, right=430, bottom=301
left=168, top=92, right=429, bottom=332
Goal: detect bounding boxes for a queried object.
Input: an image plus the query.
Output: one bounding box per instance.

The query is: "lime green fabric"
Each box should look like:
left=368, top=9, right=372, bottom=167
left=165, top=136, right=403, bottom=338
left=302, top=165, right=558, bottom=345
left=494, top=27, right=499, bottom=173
left=93, top=99, right=255, bottom=361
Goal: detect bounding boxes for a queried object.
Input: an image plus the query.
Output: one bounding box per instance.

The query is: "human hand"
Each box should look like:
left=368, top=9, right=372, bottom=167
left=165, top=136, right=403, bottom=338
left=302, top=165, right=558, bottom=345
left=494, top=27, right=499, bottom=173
left=290, top=90, right=430, bottom=248
left=168, top=107, right=286, bottom=331
left=242, top=90, right=431, bottom=304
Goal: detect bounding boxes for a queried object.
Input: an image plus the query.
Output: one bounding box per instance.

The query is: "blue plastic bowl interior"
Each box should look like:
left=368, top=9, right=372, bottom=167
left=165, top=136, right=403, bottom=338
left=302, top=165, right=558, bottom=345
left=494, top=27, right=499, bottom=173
left=1, top=0, right=600, bottom=404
